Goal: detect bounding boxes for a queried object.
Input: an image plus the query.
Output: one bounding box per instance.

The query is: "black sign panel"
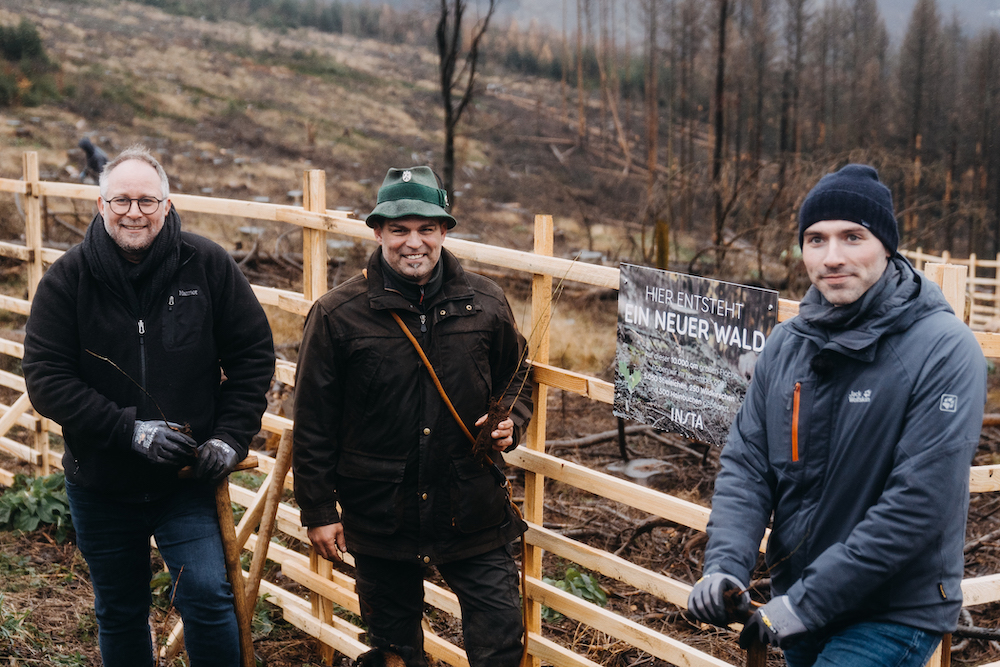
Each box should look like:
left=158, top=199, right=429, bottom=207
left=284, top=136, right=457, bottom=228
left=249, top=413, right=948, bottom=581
left=613, top=264, right=779, bottom=446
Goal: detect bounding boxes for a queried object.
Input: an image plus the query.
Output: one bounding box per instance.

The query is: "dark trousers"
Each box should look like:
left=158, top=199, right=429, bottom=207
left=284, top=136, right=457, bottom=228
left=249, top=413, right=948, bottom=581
left=353, top=546, right=524, bottom=667
left=66, top=482, right=239, bottom=667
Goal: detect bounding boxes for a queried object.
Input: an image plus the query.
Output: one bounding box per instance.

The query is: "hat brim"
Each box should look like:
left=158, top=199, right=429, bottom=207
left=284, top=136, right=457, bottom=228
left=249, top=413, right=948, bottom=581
left=366, top=199, right=457, bottom=229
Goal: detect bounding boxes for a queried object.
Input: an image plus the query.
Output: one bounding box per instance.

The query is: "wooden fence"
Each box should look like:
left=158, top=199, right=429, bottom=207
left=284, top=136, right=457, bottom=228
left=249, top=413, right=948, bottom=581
left=903, top=248, right=1000, bottom=331
left=4, top=151, right=1000, bottom=666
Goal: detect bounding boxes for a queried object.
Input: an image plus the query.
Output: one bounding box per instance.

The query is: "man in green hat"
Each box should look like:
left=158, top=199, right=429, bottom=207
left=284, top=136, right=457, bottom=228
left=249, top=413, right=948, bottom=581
left=293, top=166, right=533, bottom=666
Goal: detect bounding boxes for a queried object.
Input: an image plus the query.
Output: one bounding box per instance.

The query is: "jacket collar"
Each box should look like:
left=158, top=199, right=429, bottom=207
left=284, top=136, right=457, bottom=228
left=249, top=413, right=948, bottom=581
left=790, top=255, right=951, bottom=361
left=366, top=248, right=475, bottom=312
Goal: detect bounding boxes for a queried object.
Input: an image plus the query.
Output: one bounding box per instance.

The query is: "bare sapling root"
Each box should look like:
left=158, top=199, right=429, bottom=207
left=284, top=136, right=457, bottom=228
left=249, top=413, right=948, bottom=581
left=473, top=396, right=509, bottom=466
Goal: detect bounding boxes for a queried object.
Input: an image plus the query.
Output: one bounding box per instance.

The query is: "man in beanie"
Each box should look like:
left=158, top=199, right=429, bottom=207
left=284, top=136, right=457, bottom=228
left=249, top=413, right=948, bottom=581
left=687, top=164, right=986, bottom=665
left=23, top=145, right=275, bottom=667
left=293, top=166, right=533, bottom=666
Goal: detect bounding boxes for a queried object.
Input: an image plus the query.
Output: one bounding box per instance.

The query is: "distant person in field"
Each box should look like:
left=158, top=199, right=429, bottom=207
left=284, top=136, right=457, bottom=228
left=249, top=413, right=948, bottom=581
left=23, top=145, right=275, bottom=667
left=293, top=166, right=533, bottom=666
left=687, top=164, right=987, bottom=666
left=77, top=136, right=107, bottom=183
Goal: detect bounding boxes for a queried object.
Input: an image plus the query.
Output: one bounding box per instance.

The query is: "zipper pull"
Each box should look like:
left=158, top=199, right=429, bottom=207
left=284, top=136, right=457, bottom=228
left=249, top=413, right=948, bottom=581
left=168, top=295, right=174, bottom=311
left=138, top=319, right=145, bottom=335
left=791, top=382, right=801, bottom=462
left=420, top=314, right=426, bottom=333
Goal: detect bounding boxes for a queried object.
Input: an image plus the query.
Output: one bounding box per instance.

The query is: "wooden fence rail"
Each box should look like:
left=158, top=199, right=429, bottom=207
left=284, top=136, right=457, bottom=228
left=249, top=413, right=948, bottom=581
left=2, top=153, right=1000, bottom=666
left=903, top=248, right=1000, bottom=330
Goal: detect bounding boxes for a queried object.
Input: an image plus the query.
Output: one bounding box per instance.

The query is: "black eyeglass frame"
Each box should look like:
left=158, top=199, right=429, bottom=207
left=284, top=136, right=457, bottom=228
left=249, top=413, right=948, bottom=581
left=103, top=196, right=166, bottom=215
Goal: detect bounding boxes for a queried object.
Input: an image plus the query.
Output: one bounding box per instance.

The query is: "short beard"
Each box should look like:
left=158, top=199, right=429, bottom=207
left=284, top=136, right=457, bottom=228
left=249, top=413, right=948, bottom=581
left=103, top=214, right=154, bottom=255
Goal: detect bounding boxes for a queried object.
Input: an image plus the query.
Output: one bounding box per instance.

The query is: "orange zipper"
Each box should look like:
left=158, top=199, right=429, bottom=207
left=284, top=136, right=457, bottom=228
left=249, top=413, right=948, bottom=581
left=791, top=382, right=801, bottom=462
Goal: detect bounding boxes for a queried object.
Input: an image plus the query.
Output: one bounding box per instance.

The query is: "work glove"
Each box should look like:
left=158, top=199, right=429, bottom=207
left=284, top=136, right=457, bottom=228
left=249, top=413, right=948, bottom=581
left=739, top=595, right=809, bottom=649
left=687, top=572, right=749, bottom=627
left=131, top=420, right=197, bottom=466
left=195, top=438, right=240, bottom=482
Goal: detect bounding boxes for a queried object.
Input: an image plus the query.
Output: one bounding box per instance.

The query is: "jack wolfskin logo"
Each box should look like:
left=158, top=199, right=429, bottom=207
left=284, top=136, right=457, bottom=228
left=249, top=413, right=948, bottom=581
left=939, top=394, right=958, bottom=413
left=848, top=389, right=871, bottom=403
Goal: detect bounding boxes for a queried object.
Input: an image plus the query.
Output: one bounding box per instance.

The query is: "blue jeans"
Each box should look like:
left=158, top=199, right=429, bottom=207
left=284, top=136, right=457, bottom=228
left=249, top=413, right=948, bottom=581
left=67, top=481, right=239, bottom=667
left=353, top=545, right=524, bottom=667
left=783, top=621, right=941, bottom=667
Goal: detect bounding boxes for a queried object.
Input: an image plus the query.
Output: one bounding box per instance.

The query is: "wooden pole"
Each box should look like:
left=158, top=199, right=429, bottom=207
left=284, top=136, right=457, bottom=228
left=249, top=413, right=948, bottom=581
left=215, top=477, right=256, bottom=667
left=921, top=264, right=963, bottom=667
left=310, top=551, right=336, bottom=664
left=522, top=214, right=554, bottom=667
left=244, top=430, right=294, bottom=606
left=924, top=263, right=968, bottom=323
left=302, top=170, right=327, bottom=302
left=745, top=641, right=766, bottom=667
left=22, top=152, right=43, bottom=300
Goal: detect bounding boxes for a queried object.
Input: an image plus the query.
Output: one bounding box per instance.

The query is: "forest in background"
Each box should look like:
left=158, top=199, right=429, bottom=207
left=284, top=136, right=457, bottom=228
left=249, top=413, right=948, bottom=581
left=3, top=0, right=1000, bottom=286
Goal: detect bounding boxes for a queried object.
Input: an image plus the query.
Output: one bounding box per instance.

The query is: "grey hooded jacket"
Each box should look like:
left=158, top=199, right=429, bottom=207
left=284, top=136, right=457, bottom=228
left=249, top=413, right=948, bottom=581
left=703, top=257, right=986, bottom=635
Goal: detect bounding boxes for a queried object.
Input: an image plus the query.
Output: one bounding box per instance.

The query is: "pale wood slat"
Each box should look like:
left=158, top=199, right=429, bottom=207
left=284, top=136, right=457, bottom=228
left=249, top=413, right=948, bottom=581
left=525, top=576, right=734, bottom=667
left=526, top=633, right=603, bottom=667
left=0, top=435, right=39, bottom=464
left=508, top=447, right=711, bottom=532
left=526, top=524, right=692, bottom=608
left=962, top=573, right=1000, bottom=606
left=0, top=393, right=32, bottom=440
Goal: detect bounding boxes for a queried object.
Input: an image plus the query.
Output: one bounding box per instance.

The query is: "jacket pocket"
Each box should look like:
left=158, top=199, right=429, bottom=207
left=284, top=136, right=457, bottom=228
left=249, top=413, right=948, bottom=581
left=450, top=455, right=508, bottom=534
left=163, top=289, right=208, bottom=351
left=337, top=452, right=407, bottom=536
left=768, top=379, right=813, bottom=469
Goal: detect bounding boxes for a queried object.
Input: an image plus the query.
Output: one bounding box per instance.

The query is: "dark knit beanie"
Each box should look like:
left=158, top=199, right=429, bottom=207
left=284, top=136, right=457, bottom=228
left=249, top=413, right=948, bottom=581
left=798, top=164, right=898, bottom=253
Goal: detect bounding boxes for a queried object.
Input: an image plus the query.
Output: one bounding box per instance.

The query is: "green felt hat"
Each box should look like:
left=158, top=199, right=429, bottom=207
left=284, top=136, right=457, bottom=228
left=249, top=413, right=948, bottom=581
left=366, top=166, right=456, bottom=229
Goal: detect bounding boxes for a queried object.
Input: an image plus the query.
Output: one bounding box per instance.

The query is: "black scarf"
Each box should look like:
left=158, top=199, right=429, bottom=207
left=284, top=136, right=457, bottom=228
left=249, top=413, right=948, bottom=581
left=82, top=208, right=182, bottom=317
left=379, top=253, right=444, bottom=309
left=794, top=254, right=921, bottom=358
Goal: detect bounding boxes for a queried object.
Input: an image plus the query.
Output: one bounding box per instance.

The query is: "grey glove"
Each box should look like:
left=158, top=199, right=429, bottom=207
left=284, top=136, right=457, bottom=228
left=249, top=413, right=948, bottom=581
left=195, top=438, right=240, bottom=482
left=687, top=572, right=749, bottom=626
left=739, top=595, right=808, bottom=649
left=132, top=420, right=197, bottom=466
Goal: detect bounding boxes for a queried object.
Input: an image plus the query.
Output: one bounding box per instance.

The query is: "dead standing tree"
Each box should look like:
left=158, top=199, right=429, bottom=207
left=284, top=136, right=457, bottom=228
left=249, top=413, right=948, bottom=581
left=436, top=0, right=497, bottom=206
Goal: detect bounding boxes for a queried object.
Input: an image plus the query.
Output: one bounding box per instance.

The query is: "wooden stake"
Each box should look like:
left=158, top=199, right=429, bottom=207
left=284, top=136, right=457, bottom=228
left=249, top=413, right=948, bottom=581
left=924, top=263, right=968, bottom=323
left=522, top=214, right=554, bottom=667
left=215, top=476, right=256, bottom=667
left=244, top=430, right=294, bottom=606
left=302, top=170, right=327, bottom=302
left=22, top=152, right=43, bottom=300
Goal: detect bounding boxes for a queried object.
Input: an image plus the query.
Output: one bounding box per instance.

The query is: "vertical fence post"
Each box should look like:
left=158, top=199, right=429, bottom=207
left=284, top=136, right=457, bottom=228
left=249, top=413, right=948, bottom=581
left=23, top=152, right=43, bottom=300
left=302, top=170, right=327, bottom=302
left=523, top=214, right=553, bottom=666
left=309, top=550, right=336, bottom=664
left=924, top=263, right=968, bottom=324
left=36, top=418, right=50, bottom=476
left=302, top=168, right=335, bottom=662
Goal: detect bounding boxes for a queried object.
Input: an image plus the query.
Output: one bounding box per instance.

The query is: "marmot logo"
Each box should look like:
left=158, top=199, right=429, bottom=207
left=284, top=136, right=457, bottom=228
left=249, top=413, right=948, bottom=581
left=848, top=389, right=871, bottom=403
left=178, top=289, right=199, bottom=297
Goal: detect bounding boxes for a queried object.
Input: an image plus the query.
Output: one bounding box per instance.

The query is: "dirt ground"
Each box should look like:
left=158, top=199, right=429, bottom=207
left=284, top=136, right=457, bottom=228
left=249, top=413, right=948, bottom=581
left=6, top=392, right=1000, bottom=666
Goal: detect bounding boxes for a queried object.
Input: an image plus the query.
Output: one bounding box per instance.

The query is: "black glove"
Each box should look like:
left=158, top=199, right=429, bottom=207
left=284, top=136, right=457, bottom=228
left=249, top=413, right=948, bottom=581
left=687, top=572, right=749, bottom=627
left=131, top=420, right=197, bottom=466
left=739, top=595, right=808, bottom=649
left=195, top=438, right=240, bottom=482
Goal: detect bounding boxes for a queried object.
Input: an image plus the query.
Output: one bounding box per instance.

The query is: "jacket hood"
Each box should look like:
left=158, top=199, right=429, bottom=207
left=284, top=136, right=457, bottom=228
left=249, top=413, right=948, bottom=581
left=789, top=255, right=954, bottom=362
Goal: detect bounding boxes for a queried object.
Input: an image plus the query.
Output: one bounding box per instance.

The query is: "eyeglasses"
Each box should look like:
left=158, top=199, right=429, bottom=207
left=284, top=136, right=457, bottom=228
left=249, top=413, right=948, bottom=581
left=104, top=196, right=164, bottom=215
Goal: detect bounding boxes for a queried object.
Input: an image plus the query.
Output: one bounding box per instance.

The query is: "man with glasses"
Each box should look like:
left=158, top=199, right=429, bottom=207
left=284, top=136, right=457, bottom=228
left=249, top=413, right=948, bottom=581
left=23, top=145, right=275, bottom=667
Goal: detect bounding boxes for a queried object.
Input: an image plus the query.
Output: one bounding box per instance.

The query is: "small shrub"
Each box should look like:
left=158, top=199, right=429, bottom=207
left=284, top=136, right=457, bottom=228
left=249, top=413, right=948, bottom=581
left=0, top=472, right=72, bottom=542
left=541, top=566, right=607, bottom=622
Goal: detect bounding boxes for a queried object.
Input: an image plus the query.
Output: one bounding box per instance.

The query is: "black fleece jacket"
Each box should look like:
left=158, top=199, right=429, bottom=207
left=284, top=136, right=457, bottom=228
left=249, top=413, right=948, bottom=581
left=23, top=211, right=275, bottom=499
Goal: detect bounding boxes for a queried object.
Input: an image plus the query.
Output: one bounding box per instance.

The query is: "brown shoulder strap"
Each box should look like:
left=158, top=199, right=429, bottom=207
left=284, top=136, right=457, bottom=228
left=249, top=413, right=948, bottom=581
left=363, top=269, right=476, bottom=446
